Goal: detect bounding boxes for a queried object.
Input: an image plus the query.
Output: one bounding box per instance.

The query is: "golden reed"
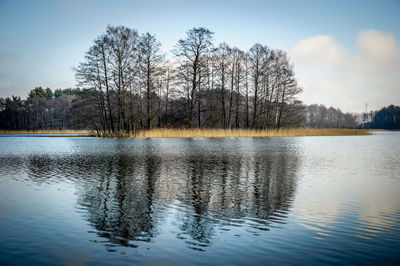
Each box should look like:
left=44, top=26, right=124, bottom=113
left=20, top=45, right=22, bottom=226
left=96, top=128, right=370, bottom=138
left=0, top=128, right=370, bottom=138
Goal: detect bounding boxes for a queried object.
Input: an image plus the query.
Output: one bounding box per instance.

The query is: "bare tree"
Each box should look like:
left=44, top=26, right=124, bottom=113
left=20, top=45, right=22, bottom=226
left=139, top=33, right=165, bottom=129
left=247, top=44, right=266, bottom=128
left=173, top=27, right=214, bottom=127
left=106, top=26, right=139, bottom=132
left=215, top=43, right=231, bottom=128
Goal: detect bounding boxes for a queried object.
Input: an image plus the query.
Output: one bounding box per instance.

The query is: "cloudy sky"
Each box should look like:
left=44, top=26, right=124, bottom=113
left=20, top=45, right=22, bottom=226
left=0, top=0, right=399, bottom=112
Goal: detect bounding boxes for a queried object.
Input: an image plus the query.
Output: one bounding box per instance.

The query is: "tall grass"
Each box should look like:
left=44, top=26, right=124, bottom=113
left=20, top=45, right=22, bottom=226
left=95, top=128, right=370, bottom=138
left=0, top=128, right=370, bottom=138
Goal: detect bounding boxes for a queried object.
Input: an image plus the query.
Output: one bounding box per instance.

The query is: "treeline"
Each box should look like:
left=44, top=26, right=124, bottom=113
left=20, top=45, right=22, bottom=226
left=0, top=86, right=353, bottom=131
left=0, top=87, right=95, bottom=130
left=306, top=104, right=357, bottom=128
left=7, top=26, right=389, bottom=133
left=71, top=25, right=305, bottom=134
left=367, top=105, right=400, bottom=129
left=3, top=87, right=397, bottom=131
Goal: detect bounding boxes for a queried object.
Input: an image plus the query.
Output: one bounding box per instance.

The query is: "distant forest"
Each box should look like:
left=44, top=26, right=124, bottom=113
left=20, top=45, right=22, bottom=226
left=0, top=26, right=398, bottom=131
left=4, top=86, right=393, bottom=130
left=365, top=105, right=400, bottom=130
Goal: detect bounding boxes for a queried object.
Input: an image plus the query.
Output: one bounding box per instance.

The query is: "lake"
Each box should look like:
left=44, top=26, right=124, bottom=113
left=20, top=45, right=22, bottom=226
left=0, top=133, right=399, bottom=265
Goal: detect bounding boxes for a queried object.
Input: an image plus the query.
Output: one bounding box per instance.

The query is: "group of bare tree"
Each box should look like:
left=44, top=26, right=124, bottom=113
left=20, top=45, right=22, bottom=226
left=73, top=26, right=305, bottom=134
left=0, top=26, right=305, bottom=132
left=306, top=104, right=357, bottom=128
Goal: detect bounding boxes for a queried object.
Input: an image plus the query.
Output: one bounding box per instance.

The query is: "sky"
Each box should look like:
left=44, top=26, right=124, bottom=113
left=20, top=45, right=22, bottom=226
left=0, top=0, right=399, bottom=112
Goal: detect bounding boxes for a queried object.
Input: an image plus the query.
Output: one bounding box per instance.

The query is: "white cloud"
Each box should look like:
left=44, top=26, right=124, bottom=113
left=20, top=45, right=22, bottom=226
left=289, top=30, right=400, bottom=112
left=290, top=35, right=345, bottom=65
left=357, top=30, right=398, bottom=58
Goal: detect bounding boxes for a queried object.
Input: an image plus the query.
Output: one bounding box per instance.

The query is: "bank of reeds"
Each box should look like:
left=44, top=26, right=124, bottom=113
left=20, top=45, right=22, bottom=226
left=0, top=129, right=92, bottom=135
left=1, top=128, right=371, bottom=138
left=95, top=128, right=370, bottom=138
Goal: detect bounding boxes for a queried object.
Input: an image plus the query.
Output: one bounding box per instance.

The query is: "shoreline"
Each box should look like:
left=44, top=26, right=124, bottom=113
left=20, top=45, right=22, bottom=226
left=0, top=128, right=371, bottom=138
left=0, top=130, right=91, bottom=135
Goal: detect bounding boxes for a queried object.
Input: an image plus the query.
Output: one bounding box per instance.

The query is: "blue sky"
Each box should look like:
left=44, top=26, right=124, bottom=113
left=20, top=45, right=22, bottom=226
left=0, top=0, right=399, bottom=112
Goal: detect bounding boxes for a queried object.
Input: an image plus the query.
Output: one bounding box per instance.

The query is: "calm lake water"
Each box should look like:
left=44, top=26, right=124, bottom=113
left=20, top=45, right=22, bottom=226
left=0, top=133, right=399, bottom=265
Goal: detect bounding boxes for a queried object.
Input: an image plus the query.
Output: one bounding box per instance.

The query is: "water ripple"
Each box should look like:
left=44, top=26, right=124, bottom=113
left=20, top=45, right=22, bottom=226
left=1, top=135, right=400, bottom=265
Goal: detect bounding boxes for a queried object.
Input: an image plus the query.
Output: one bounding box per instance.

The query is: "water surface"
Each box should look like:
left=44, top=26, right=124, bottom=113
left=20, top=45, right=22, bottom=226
left=0, top=133, right=399, bottom=265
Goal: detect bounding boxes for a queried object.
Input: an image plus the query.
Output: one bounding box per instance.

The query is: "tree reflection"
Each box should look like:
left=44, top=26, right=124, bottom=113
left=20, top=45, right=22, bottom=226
left=172, top=139, right=301, bottom=250
left=22, top=138, right=301, bottom=251
left=77, top=142, right=162, bottom=250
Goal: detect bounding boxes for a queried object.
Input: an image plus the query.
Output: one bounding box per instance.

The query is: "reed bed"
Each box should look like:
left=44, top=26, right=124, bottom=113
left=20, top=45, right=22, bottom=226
left=96, top=128, right=370, bottom=138
left=1, top=128, right=370, bottom=138
left=0, top=129, right=92, bottom=135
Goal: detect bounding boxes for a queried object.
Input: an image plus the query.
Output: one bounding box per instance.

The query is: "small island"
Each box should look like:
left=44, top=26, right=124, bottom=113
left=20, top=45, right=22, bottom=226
left=1, top=26, right=398, bottom=136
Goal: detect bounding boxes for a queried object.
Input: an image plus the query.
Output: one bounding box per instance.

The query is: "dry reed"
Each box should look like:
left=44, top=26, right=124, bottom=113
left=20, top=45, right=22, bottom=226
left=96, top=128, right=370, bottom=138
left=0, top=128, right=370, bottom=138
